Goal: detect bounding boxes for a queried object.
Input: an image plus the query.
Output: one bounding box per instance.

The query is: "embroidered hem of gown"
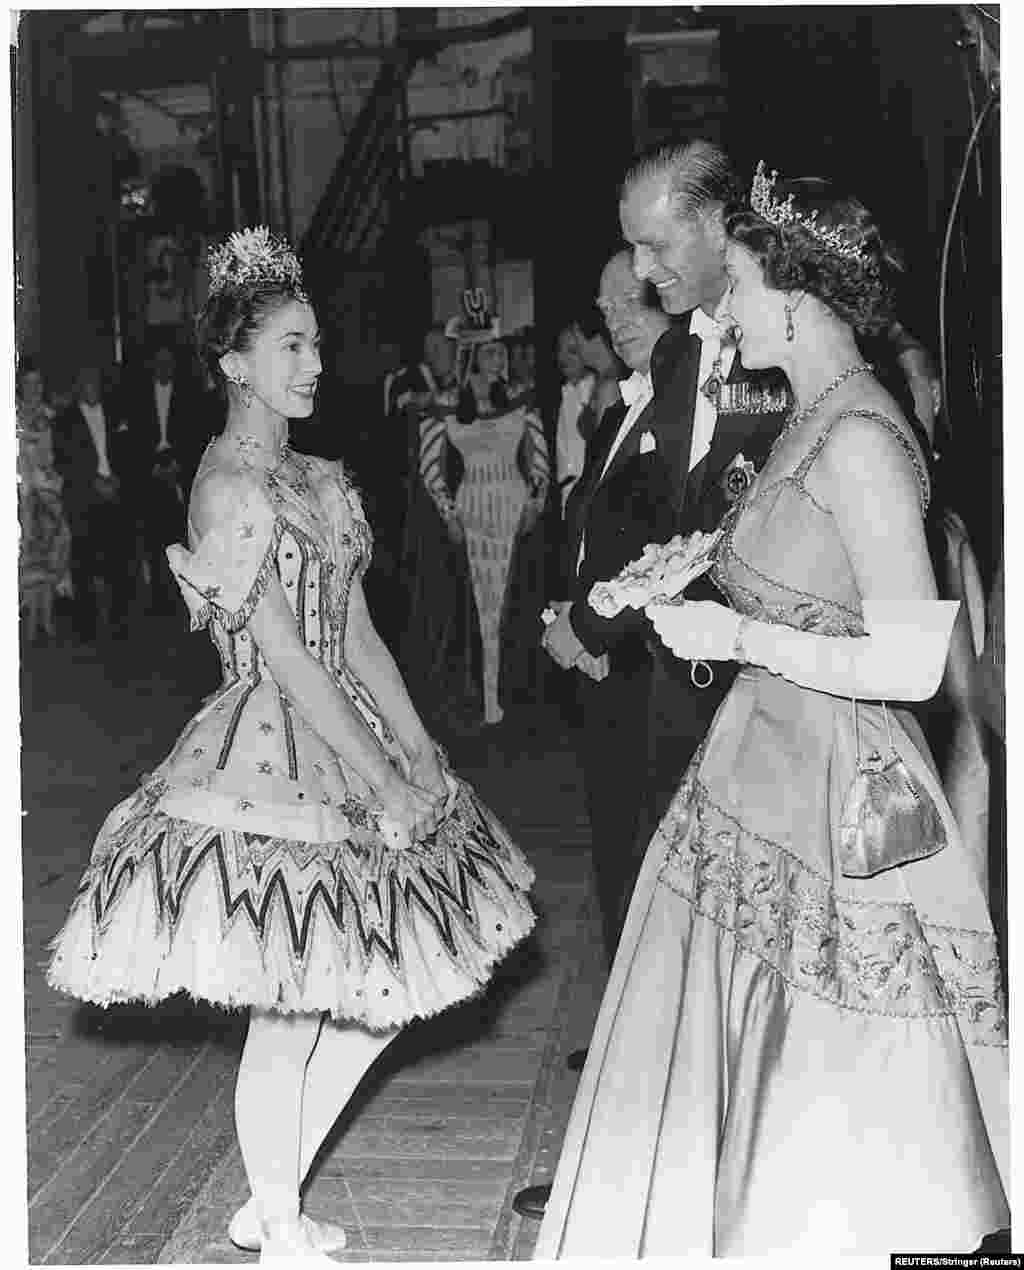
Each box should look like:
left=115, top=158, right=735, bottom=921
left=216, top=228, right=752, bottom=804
left=47, top=776, right=536, bottom=1031
left=534, top=682, right=1008, bottom=1259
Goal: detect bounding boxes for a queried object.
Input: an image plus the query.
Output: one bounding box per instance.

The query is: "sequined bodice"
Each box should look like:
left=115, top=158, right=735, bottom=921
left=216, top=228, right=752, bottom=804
left=711, top=409, right=929, bottom=638
left=188, top=447, right=372, bottom=689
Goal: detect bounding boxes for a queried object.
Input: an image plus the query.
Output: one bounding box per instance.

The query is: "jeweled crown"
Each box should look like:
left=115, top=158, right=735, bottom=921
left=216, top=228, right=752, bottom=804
left=749, top=161, right=869, bottom=264
left=208, top=226, right=307, bottom=298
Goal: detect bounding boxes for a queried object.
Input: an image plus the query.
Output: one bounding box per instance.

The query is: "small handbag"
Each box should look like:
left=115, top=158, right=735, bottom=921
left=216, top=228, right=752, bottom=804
left=837, top=696, right=948, bottom=879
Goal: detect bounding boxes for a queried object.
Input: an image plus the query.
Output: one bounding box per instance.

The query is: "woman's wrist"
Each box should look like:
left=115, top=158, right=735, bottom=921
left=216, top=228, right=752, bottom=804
left=737, top=615, right=768, bottom=667
left=731, top=615, right=751, bottom=663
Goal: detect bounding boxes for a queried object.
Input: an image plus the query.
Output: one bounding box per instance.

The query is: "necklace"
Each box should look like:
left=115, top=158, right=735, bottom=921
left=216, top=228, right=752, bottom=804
left=776, top=363, right=873, bottom=445
left=223, top=431, right=289, bottom=467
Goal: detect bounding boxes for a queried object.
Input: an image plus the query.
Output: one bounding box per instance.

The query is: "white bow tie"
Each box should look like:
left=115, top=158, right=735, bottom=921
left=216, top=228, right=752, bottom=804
left=689, top=307, right=722, bottom=342
left=619, top=371, right=650, bottom=409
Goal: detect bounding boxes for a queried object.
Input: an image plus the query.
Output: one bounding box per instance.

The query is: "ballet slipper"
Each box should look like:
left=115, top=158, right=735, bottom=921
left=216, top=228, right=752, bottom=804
left=257, top=1213, right=342, bottom=1264
left=229, top=1199, right=347, bottom=1254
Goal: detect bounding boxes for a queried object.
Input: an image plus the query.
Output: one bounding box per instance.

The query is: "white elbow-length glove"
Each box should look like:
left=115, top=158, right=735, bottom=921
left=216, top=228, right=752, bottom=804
left=647, top=599, right=960, bottom=703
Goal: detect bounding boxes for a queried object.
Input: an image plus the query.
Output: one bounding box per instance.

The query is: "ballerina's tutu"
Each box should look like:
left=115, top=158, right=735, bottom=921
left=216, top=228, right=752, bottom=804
left=47, top=445, right=535, bottom=1028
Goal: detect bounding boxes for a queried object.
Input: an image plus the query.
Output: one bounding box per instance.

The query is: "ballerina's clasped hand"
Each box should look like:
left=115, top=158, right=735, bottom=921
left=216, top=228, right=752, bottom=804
left=376, top=742, right=458, bottom=848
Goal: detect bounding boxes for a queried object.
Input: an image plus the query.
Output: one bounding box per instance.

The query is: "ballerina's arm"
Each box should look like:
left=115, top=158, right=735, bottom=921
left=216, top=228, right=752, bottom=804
left=187, top=471, right=403, bottom=799
left=343, top=573, right=438, bottom=770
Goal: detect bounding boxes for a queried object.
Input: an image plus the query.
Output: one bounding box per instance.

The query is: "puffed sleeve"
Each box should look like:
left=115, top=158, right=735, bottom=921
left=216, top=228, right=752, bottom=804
left=165, top=474, right=282, bottom=632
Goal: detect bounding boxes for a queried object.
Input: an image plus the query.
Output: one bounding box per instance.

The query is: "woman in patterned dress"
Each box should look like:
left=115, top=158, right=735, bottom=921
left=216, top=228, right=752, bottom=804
left=47, top=231, right=536, bottom=1263
left=17, top=358, right=71, bottom=642
left=416, top=291, right=550, bottom=726
left=535, top=171, right=1008, bottom=1257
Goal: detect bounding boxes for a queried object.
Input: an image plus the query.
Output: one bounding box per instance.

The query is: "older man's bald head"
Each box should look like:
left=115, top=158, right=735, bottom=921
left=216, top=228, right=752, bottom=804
left=596, top=250, right=670, bottom=374
left=598, top=251, right=644, bottom=304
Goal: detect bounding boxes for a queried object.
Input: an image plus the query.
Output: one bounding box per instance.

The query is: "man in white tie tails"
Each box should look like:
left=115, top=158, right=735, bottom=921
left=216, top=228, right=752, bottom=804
left=127, top=342, right=209, bottom=615
left=522, top=141, right=792, bottom=1224
left=53, top=364, right=134, bottom=641
left=612, top=139, right=792, bottom=858
left=544, top=142, right=792, bottom=963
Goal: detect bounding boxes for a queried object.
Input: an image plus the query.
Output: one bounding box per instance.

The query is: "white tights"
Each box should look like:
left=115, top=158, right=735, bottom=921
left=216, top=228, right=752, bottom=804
left=235, top=1009, right=397, bottom=1221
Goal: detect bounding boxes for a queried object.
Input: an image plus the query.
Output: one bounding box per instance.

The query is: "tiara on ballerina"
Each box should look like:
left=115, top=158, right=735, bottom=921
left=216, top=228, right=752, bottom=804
left=444, top=288, right=501, bottom=344
left=750, top=161, right=870, bottom=264
left=208, top=226, right=307, bottom=298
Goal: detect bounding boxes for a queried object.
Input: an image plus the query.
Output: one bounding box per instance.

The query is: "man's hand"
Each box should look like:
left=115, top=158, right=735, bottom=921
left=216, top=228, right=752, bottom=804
left=519, top=495, right=545, bottom=536
left=541, top=605, right=583, bottom=669
left=575, top=651, right=610, bottom=681
left=94, top=474, right=119, bottom=501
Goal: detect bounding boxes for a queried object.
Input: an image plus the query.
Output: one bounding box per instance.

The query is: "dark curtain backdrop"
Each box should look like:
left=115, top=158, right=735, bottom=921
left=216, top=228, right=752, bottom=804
left=716, top=4, right=1001, bottom=579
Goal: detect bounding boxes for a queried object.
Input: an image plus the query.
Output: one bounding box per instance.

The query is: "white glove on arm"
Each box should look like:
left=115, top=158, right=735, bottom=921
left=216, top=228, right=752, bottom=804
left=647, top=599, right=960, bottom=703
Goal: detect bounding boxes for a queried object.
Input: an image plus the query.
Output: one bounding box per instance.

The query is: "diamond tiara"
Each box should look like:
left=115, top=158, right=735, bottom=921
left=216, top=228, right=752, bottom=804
left=208, top=226, right=307, bottom=298
left=749, top=161, right=870, bottom=264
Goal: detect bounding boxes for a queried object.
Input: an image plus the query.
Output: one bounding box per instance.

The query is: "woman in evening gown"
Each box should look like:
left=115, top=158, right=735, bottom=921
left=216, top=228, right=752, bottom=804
left=416, top=290, right=549, bottom=726
left=535, top=169, right=1008, bottom=1257
left=47, top=230, right=535, bottom=1263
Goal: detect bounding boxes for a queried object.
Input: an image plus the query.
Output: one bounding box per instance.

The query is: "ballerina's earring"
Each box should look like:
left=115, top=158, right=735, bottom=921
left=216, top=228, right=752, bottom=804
left=228, top=373, right=254, bottom=408
left=784, top=303, right=795, bottom=343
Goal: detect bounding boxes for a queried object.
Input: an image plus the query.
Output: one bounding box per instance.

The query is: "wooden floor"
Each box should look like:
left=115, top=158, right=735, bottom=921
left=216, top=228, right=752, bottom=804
left=22, top=618, right=608, bottom=1264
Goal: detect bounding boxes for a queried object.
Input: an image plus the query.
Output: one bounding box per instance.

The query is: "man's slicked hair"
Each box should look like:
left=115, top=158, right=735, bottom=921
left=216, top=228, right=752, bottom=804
left=621, top=139, right=741, bottom=221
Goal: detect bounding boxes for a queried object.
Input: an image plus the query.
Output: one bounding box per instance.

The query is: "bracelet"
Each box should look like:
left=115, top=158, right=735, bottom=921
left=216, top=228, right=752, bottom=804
left=732, top=615, right=751, bottom=663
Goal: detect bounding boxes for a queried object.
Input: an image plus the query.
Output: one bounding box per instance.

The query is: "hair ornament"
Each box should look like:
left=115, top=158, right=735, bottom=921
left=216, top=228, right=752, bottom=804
left=444, top=288, right=501, bottom=344
left=208, top=226, right=307, bottom=298
left=750, top=161, right=870, bottom=264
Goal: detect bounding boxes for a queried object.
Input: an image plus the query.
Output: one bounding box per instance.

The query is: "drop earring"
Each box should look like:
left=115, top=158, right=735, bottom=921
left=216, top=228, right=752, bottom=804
left=784, top=303, right=795, bottom=343
left=230, top=374, right=254, bottom=408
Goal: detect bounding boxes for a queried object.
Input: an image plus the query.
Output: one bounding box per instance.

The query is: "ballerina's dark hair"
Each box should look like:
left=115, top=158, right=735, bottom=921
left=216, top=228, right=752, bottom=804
left=195, top=280, right=309, bottom=398
left=724, top=176, right=903, bottom=335
left=195, top=228, right=310, bottom=396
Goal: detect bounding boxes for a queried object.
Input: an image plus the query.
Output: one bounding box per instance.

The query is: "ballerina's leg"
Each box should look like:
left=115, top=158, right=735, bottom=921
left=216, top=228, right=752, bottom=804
left=298, top=1018, right=399, bottom=1185
left=235, top=1008, right=323, bottom=1223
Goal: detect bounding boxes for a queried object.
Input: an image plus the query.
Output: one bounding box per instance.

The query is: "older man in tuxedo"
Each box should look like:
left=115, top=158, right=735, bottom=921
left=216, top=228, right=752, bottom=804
left=543, top=252, right=672, bottom=965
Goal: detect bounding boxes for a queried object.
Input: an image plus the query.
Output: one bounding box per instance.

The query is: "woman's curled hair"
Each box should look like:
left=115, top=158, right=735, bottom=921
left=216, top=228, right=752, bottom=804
left=195, top=280, right=305, bottom=395
left=725, top=177, right=903, bottom=335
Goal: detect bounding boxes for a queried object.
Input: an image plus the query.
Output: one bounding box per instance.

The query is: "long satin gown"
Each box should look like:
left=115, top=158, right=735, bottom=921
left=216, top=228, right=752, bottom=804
left=535, top=409, right=1008, bottom=1257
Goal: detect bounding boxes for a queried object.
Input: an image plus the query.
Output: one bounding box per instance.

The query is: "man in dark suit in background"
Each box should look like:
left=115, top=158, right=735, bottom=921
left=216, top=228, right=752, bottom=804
left=123, top=342, right=210, bottom=613
left=53, top=364, right=135, bottom=641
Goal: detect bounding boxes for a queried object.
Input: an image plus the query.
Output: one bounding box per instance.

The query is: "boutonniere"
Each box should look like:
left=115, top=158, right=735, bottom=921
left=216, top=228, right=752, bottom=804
left=639, top=430, right=657, bottom=454
left=720, top=452, right=758, bottom=504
